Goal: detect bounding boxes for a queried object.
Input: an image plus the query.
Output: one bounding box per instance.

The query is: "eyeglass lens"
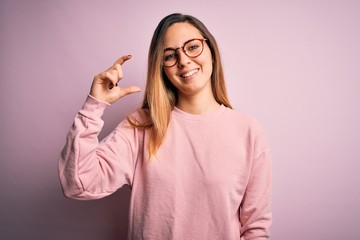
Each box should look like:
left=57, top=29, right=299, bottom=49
left=163, top=39, right=204, bottom=67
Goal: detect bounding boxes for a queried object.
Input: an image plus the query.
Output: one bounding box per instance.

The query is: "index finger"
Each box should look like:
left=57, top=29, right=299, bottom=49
left=114, top=54, right=132, bottom=66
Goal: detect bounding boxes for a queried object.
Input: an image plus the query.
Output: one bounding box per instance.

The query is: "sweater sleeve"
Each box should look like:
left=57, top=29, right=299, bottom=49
left=58, top=95, right=139, bottom=200
left=240, top=123, right=272, bottom=240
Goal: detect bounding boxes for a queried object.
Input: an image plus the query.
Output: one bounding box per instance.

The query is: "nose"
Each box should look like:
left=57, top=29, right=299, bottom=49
left=177, top=48, right=191, bottom=67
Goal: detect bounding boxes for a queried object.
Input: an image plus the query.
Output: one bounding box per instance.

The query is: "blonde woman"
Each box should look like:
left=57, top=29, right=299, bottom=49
left=59, top=13, right=272, bottom=240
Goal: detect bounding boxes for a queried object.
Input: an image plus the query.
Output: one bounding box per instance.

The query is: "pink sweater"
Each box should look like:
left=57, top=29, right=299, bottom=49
left=59, top=95, right=272, bottom=240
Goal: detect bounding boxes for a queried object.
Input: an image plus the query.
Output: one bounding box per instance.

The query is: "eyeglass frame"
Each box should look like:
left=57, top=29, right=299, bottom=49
left=162, top=38, right=208, bottom=67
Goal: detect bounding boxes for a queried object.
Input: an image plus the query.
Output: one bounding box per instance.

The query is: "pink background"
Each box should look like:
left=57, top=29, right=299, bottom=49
left=1, top=0, right=360, bottom=239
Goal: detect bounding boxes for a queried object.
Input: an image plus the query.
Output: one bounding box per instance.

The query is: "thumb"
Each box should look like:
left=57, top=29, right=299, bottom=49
left=119, top=86, right=141, bottom=97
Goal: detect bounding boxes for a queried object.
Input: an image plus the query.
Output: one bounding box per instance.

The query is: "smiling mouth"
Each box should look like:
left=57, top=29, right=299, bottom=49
left=180, top=69, right=199, bottom=78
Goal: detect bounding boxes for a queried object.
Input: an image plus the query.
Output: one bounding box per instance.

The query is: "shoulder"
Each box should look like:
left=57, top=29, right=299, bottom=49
left=223, top=107, right=270, bottom=152
left=117, top=108, right=151, bottom=129
left=129, top=108, right=150, bottom=122
left=223, top=107, right=264, bottom=132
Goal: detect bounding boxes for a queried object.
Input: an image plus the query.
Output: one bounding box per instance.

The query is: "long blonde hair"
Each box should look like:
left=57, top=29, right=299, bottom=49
left=128, top=13, right=232, bottom=159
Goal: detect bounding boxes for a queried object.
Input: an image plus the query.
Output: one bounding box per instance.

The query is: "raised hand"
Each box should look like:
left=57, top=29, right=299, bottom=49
left=90, top=55, right=141, bottom=104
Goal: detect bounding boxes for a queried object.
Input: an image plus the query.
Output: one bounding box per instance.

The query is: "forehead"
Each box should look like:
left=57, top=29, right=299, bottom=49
left=164, top=22, right=203, bottom=47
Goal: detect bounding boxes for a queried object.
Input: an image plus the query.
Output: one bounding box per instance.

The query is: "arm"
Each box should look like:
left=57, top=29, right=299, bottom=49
left=240, top=124, right=272, bottom=239
left=58, top=95, right=137, bottom=200
left=58, top=55, right=141, bottom=200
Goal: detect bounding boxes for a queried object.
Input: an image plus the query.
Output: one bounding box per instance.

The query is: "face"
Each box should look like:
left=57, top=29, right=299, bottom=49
left=163, top=22, right=213, bottom=98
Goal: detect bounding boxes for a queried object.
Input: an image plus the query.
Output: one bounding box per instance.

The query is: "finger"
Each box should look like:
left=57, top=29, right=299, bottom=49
left=114, top=64, right=123, bottom=82
left=101, top=54, right=132, bottom=76
left=102, top=55, right=129, bottom=83
left=113, top=54, right=132, bottom=67
left=102, top=70, right=119, bottom=87
left=119, top=86, right=141, bottom=97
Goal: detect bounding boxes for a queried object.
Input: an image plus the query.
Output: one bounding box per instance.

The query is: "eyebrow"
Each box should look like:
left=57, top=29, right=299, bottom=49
left=164, top=47, right=177, bottom=52
left=163, top=38, right=196, bottom=52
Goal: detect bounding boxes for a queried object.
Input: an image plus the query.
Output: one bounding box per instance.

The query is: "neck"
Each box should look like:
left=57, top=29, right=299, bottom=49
left=176, top=92, right=220, bottom=114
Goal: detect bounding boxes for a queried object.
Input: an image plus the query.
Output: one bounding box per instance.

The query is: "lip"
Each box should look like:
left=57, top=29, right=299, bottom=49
left=179, top=68, right=199, bottom=78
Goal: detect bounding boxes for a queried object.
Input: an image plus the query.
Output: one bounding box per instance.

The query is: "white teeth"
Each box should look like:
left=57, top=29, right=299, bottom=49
left=181, top=69, right=198, bottom=78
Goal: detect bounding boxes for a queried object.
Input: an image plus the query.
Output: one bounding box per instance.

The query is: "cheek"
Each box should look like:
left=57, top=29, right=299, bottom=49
left=201, top=56, right=213, bottom=76
left=199, top=48, right=213, bottom=71
left=163, top=68, right=174, bottom=81
left=163, top=68, right=179, bottom=88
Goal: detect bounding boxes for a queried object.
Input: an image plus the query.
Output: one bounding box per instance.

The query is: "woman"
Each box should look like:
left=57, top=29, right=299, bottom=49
left=59, top=13, right=272, bottom=240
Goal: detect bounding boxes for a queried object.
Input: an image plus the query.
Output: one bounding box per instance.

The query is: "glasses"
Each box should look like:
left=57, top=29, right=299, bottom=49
left=162, top=38, right=207, bottom=67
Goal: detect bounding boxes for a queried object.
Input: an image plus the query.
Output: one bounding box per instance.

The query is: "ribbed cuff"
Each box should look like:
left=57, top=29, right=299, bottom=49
left=79, top=95, right=110, bottom=119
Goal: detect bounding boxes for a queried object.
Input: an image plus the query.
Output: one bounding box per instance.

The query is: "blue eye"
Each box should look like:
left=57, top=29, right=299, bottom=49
left=164, top=53, right=177, bottom=62
left=187, top=44, right=200, bottom=52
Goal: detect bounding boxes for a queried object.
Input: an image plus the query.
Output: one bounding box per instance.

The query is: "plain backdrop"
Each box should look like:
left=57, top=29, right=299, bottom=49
left=1, top=0, right=359, bottom=239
